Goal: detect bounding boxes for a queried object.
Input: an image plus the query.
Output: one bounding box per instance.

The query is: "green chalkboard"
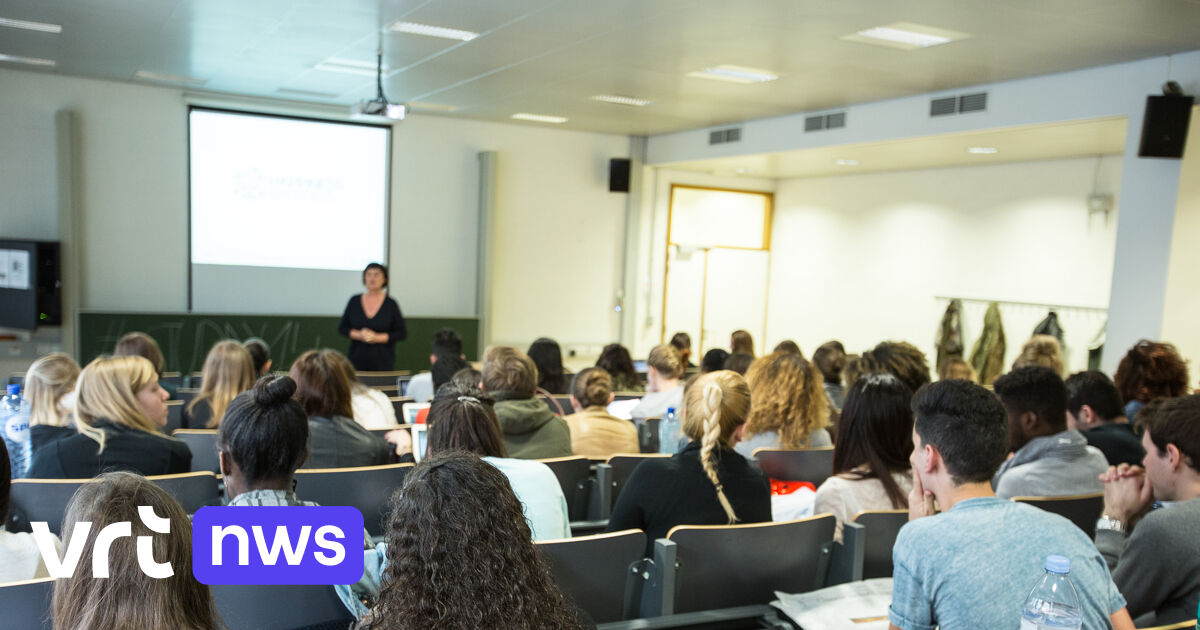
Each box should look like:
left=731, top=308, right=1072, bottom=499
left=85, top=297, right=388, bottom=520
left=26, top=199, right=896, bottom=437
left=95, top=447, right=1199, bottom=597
left=77, top=311, right=479, bottom=375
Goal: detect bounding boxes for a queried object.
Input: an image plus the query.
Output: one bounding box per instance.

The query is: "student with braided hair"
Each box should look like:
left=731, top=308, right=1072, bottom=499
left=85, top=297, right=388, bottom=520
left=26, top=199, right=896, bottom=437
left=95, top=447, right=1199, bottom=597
left=607, top=370, right=771, bottom=555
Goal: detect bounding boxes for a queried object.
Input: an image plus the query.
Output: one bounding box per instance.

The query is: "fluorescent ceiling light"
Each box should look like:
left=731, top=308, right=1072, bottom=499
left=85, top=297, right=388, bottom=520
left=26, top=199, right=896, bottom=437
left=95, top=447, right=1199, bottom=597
left=0, top=52, right=55, bottom=67
left=967, top=147, right=998, bottom=154
left=688, top=65, right=778, bottom=84
left=135, top=70, right=206, bottom=85
left=835, top=159, right=858, bottom=166
left=407, top=101, right=458, bottom=112
left=511, top=113, right=567, bottom=124
left=388, top=21, right=479, bottom=41
left=0, top=16, right=62, bottom=33
left=841, top=22, right=969, bottom=51
left=591, top=94, right=653, bottom=107
left=314, top=57, right=387, bottom=77
left=276, top=87, right=339, bottom=99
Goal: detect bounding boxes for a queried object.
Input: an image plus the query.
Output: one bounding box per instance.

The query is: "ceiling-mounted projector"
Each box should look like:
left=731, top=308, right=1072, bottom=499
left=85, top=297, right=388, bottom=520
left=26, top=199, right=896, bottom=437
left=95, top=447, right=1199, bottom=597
left=351, top=49, right=407, bottom=121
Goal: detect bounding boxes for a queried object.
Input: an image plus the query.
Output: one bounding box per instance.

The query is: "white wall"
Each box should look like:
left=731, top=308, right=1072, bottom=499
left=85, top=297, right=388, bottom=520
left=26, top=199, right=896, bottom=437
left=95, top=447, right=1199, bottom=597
left=766, top=156, right=1122, bottom=374
left=1160, top=110, right=1200, bottom=377
left=0, top=68, right=629, bottom=352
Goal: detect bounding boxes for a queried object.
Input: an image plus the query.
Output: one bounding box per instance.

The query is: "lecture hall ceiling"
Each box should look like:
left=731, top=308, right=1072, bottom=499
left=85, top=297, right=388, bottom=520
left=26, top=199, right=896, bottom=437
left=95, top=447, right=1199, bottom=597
left=1, top=0, right=1199, bottom=135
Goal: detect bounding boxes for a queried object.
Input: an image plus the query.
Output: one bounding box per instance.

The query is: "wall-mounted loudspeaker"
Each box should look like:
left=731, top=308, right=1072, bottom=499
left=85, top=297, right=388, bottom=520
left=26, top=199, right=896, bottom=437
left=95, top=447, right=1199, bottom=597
left=1138, top=94, right=1193, bottom=159
left=609, top=158, right=631, bottom=193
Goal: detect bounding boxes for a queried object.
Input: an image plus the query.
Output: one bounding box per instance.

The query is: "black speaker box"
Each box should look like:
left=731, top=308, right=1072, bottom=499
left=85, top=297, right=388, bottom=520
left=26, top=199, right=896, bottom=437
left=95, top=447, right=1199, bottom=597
left=609, top=158, right=631, bottom=192
left=1138, top=95, right=1193, bottom=159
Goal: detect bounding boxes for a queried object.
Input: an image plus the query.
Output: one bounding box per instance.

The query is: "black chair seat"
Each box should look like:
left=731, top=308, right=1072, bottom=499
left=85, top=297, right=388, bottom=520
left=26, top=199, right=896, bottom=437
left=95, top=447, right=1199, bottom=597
left=173, top=429, right=221, bottom=474
left=539, top=530, right=647, bottom=623
left=850, top=509, right=908, bottom=579
left=1013, top=493, right=1104, bottom=539
left=210, top=583, right=354, bottom=630
left=537, top=456, right=593, bottom=521
left=149, top=471, right=222, bottom=513
left=294, top=463, right=414, bottom=538
left=0, top=578, right=53, bottom=630
left=753, top=447, right=835, bottom=487
left=607, top=454, right=671, bottom=509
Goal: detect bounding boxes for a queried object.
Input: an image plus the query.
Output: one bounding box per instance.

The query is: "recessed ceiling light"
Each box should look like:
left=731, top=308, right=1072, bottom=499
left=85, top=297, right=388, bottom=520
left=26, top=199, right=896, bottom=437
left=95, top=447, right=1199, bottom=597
left=511, top=113, right=567, bottom=124
left=688, top=65, right=778, bottom=84
left=835, top=159, right=859, bottom=166
left=591, top=94, right=653, bottom=107
left=841, top=22, right=969, bottom=51
left=0, top=52, right=55, bottom=67
left=388, top=21, right=479, bottom=41
left=407, top=101, right=458, bottom=113
left=276, top=87, right=339, bottom=99
left=735, top=168, right=752, bottom=174
left=135, top=70, right=206, bottom=85
left=314, top=57, right=388, bottom=77
left=967, top=147, right=998, bottom=154
left=0, top=16, right=62, bottom=33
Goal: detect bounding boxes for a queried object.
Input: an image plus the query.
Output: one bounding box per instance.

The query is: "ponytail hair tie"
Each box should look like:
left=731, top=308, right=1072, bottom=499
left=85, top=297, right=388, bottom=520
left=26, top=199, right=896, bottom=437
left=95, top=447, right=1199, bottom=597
left=458, top=396, right=480, bottom=404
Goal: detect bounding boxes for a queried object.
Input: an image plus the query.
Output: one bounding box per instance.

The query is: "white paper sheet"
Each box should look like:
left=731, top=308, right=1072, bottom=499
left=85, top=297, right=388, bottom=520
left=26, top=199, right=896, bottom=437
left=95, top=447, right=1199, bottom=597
left=772, top=577, right=894, bottom=630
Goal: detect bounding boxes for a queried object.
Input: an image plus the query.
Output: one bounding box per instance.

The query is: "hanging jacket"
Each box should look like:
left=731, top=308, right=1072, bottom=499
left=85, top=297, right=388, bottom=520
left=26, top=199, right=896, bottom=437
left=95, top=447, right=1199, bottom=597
left=969, top=302, right=1006, bottom=386
left=935, top=299, right=965, bottom=370
left=1033, top=311, right=1065, bottom=344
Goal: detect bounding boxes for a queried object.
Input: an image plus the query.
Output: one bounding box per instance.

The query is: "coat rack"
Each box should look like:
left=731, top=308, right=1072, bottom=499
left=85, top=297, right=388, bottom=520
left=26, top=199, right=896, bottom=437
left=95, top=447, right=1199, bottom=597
left=934, top=295, right=1108, bottom=315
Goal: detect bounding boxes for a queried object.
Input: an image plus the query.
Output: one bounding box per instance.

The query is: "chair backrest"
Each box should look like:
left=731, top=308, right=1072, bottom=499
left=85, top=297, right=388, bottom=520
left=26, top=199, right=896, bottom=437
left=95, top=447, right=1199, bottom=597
left=540, top=392, right=567, bottom=416
left=294, top=463, right=414, bottom=537
left=1013, top=493, right=1104, bottom=539
left=665, top=515, right=836, bottom=613
left=607, top=454, right=672, bottom=508
left=396, top=373, right=414, bottom=395
left=9, top=478, right=89, bottom=535
left=537, top=456, right=592, bottom=521
left=175, top=387, right=201, bottom=406
left=188, top=372, right=204, bottom=388
left=173, top=429, right=221, bottom=474
left=635, top=417, right=662, bottom=453
left=210, top=583, right=354, bottom=630
left=0, top=578, right=53, bottom=630
left=538, top=530, right=647, bottom=623
left=612, top=392, right=643, bottom=402
left=358, top=370, right=409, bottom=388
left=148, top=471, right=222, bottom=513
left=387, top=396, right=412, bottom=418
left=164, top=400, right=185, bottom=434
left=159, top=371, right=182, bottom=387
left=554, top=395, right=574, bottom=414
left=1138, top=620, right=1197, bottom=630
left=8, top=372, right=26, bottom=387
left=849, top=509, right=908, bottom=579
left=753, top=447, right=835, bottom=487
left=366, top=424, right=411, bottom=441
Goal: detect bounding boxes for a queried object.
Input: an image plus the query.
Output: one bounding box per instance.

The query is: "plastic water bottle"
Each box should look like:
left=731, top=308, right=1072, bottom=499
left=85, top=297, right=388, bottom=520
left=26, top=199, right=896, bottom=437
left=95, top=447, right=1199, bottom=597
left=2, top=384, right=32, bottom=479
left=1021, top=555, right=1083, bottom=630
left=658, top=407, right=681, bottom=454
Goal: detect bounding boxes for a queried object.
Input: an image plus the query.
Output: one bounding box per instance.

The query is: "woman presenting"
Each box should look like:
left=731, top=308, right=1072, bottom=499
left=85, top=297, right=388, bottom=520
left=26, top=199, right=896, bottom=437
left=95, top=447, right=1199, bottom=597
left=338, top=262, right=407, bottom=372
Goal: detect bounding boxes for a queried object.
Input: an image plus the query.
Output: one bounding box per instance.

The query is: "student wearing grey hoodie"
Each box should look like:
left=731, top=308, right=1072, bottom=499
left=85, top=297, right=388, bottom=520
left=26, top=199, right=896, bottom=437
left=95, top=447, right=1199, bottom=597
left=991, top=366, right=1108, bottom=498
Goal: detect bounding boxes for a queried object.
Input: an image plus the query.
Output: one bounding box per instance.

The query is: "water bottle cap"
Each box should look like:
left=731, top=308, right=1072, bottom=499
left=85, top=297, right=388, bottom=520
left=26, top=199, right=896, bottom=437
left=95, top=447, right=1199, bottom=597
left=1045, top=555, right=1070, bottom=574
left=666, top=407, right=675, bottom=414
left=6, top=384, right=18, bottom=396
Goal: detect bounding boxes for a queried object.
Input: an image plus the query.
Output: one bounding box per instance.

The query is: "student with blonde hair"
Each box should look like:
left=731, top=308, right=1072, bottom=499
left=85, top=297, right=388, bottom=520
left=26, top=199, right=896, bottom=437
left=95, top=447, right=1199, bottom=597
left=607, top=370, right=771, bottom=555
left=564, top=367, right=638, bottom=457
left=51, top=471, right=218, bottom=630
left=735, top=351, right=832, bottom=458
left=28, top=355, right=191, bottom=478
left=1012, top=334, right=1065, bottom=377
left=938, top=357, right=978, bottom=382
left=184, top=340, right=256, bottom=428
left=327, top=351, right=399, bottom=429
left=630, top=344, right=685, bottom=422
left=24, top=352, right=81, bottom=452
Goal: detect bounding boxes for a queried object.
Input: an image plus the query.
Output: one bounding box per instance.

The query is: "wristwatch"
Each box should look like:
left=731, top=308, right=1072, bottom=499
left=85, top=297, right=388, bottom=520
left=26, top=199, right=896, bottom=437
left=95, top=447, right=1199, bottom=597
left=1095, top=515, right=1126, bottom=535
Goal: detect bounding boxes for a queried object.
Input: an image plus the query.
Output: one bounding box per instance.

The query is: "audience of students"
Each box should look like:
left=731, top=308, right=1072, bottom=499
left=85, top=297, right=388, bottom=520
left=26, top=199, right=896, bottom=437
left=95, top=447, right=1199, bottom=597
left=404, top=328, right=465, bottom=402
left=730, top=329, right=755, bottom=356
left=289, top=349, right=390, bottom=468
left=1114, top=339, right=1191, bottom=421
left=812, top=341, right=847, bottom=410
left=734, top=351, right=832, bottom=458
left=425, top=387, right=570, bottom=540
left=1066, top=370, right=1145, bottom=466
left=936, top=357, right=977, bottom=382
left=528, top=337, right=570, bottom=395
left=24, top=352, right=80, bottom=452
left=814, top=373, right=914, bottom=542
left=722, top=352, right=754, bottom=376
left=355, top=452, right=582, bottom=630
left=218, top=375, right=316, bottom=506
left=564, top=367, right=638, bottom=457
left=700, top=348, right=729, bottom=373
left=1012, top=334, right=1066, bottom=377
left=1095, top=394, right=1200, bottom=624
left=859, top=341, right=931, bottom=396
left=327, top=352, right=399, bottom=430
left=670, top=331, right=695, bottom=368
left=184, top=339, right=255, bottom=429
left=889, top=379, right=1134, bottom=630
left=595, top=342, right=643, bottom=392
left=113, top=331, right=176, bottom=398
left=608, top=370, right=772, bottom=555
left=990, top=366, right=1107, bottom=498
left=51, top=471, right=218, bottom=630
left=29, top=355, right=190, bottom=478
left=482, top=346, right=571, bottom=458
left=630, top=344, right=685, bottom=421
left=0, top=440, right=63, bottom=583
left=243, top=337, right=272, bottom=376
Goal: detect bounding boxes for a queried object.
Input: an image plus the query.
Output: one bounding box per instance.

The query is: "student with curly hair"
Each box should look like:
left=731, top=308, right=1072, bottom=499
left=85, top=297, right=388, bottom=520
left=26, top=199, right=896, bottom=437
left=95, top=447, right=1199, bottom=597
left=1113, top=339, right=1190, bottom=421
left=1011, top=334, right=1065, bottom=377
left=608, top=370, right=771, bottom=555
left=734, top=351, right=832, bottom=458
left=354, top=452, right=583, bottom=630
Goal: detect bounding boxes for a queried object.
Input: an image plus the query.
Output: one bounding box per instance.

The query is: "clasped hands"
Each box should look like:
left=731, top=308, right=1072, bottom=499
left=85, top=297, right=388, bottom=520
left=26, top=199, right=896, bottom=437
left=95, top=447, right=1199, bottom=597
left=1099, top=463, right=1155, bottom=525
left=353, top=328, right=380, bottom=344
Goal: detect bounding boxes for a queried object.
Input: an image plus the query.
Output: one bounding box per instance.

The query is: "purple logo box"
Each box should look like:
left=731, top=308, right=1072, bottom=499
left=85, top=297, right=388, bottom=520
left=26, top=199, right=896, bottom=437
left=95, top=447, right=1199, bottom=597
left=192, top=506, right=364, bottom=585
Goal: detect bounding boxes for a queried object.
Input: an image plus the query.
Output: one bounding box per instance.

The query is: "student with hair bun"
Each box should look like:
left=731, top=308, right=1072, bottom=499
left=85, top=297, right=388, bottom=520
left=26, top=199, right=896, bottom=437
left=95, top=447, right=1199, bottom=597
left=630, top=344, right=685, bottom=421
left=607, top=370, right=771, bottom=555
left=564, top=367, right=638, bottom=457
left=1012, top=334, right=1065, bottom=377
left=218, top=375, right=316, bottom=506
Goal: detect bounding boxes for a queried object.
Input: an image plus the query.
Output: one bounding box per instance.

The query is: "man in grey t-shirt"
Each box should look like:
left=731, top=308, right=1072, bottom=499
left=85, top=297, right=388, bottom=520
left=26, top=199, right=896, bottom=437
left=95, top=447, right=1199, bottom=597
left=888, top=380, right=1134, bottom=630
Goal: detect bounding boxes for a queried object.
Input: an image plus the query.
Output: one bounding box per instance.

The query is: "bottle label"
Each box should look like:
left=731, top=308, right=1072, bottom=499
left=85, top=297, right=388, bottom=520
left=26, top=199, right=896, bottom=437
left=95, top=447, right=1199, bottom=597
left=4, top=415, right=29, bottom=441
